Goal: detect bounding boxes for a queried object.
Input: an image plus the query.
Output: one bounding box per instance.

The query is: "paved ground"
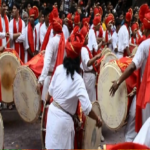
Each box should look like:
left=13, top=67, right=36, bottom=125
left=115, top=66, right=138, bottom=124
left=1, top=109, right=125, bottom=149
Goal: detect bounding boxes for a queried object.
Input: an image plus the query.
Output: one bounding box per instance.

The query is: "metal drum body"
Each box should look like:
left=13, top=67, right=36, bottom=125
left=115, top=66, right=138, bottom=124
left=82, top=101, right=102, bottom=149
left=0, top=113, right=4, bottom=149
left=98, top=62, right=128, bottom=130
left=13, top=66, right=41, bottom=123
left=0, top=52, right=21, bottom=103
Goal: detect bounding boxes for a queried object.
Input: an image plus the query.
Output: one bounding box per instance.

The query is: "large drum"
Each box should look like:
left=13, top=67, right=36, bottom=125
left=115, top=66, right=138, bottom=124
left=13, top=66, right=41, bottom=123
left=98, top=61, right=128, bottom=130
left=41, top=103, right=49, bottom=148
left=0, top=113, right=4, bottom=149
left=81, top=101, right=102, bottom=149
left=0, top=51, right=21, bottom=103
left=101, top=48, right=111, bottom=56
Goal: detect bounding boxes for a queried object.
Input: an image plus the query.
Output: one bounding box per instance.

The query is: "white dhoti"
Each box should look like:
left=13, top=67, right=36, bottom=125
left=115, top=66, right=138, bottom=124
left=83, top=72, right=96, bottom=102
left=125, top=95, right=137, bottom=142
left=45, top=104, right=75, bottom=149
left=41, top=76, right=51, bottom=101
left=133, top=117, right=150, bottom=148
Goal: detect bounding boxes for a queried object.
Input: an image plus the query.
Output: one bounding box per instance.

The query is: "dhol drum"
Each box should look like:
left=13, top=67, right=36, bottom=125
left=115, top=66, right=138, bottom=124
left=81, top=101, right=102, bottom=149
left=0, top=113, right=4, bottom=149
left=41, top=103, right=49, bottom=148
left=13, top=52, right=44, bottom=123
left=101, top=48, right=111, bottom=57
left=98, top=61, right=128, bottom=130
left=0, top=51, right=21, bottom=103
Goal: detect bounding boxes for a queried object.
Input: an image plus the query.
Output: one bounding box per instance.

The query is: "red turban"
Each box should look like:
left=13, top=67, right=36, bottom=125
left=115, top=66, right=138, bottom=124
left=93, top=16, right=101, bottom=26
left=139, top=4, right=150, bottom=29
left=131, top=23, right=138, bottom=32
left=66, top=13, right=73, bottom=28
left=125, top=12, right=132, bottom=22
left=29, top=8, right=36, bottom=19
left=52, top=7, right=59, bottom=18
left=74, top=12, right=80, bottom=24
left=105, top=15, right=113, bottom=26
left=94, top=7, right=100, bottom=16
left=141, top=24, right=145, bottom=32
left=80, top=26, right=88, bottom=38
left=52, top=18, right=63, bottom=33
left=66, top=33, right=84, bottom=59
left=128, top=8, right=133, bottom=18
left=82, top=17, right=90, bottom=30
left=99, top=6, right=103, bottom=16
left=33, top=6, right=39, bottom=19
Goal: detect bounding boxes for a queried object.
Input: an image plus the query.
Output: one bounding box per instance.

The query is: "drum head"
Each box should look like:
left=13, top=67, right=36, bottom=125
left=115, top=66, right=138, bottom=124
left=13, top=66, right=41, bottom=123
left=82, top=101, right=101, bottom=149
left=0, top=113, right=4, bottom=149
left=98, top=62, right=128, bottom=130
left=100, top=52, right=117, bottom=69
left=0, top=52, right=21, bottom=103
left=101, top=48, right=111, bottom=56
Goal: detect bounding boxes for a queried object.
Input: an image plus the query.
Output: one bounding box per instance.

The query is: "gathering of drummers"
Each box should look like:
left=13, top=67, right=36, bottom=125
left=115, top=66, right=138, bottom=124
left=0, top=0, right=150, bottom=149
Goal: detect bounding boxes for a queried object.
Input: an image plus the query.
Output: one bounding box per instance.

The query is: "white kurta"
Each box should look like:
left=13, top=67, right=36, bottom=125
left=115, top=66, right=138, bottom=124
left=35, top=22, right=42, bottom=50
left=88, top=28, right=98, bottom=52
left=103, top=30, right=113, bottom=50
left=81, top=47, right=96, bottom=102
left=117, top=25, right=130, bottom=58
left=132, top=39, right=150, bottom=125
left=9, top=18, right=25, bottom=57
left=112, top=31, right=118, bottom=56
left=16, top=25, right=39, bottom=63
left=45, top=65, right=92, bottom=149
left=38, top=34, right=64, bottom=101
left=133, top=117, right=150, bottom=148
left=0, top=15, right=9, bottom=46
left=62, top=24, right=70, bottom=40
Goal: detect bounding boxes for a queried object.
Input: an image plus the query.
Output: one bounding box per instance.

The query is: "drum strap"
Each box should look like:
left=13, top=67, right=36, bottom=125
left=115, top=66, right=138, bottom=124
left=52, top=101, right=82, bottom=131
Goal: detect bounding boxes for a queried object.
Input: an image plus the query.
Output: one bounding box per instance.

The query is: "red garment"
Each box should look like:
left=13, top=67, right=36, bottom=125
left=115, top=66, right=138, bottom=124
left=0, top=15, right=10, bottom=47
left=27, top=22, right=37, bottom=60
left=105, top=30, right=113, bottom=43
left=52, top=18, right=63, bottom=33
left=74, top=12, right=80, bottom=24
left=93, top=16, right=101, bottom=26
left=13, top=18, right=25, bottom=63
left=98, top=25, right=103, bottom=38
left=131, top=23, right=138, bottom=33
left=66, top=13, right=73, bottom=32
left=105, top=15, right=113, bottom=27
left=138, top=35, right=146, bottom=45
left=82, top=17, right=90, bottom=30
left=131, top=37, right=138, bottom=45
left=125, top=12, right=132, bottom=22
left=72, top=25, right=80, bottom=35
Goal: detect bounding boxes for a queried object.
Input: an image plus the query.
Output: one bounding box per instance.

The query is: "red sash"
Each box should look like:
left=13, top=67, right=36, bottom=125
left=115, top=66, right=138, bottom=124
left=131, top=37, right=138, bottom=45
left=105, top=30, right=113, bottom=43
left=0, top=15, right=10, bottom=47
left=13, top=18, right=25, bottom=63
left=98, top=25, right=103, bottom=38
left=72, top=25, right=80, bottom=35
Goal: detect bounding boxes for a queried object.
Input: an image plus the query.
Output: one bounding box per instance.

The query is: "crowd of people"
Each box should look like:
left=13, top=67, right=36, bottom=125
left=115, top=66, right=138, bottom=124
left=0, top=0, right=150, bottom=149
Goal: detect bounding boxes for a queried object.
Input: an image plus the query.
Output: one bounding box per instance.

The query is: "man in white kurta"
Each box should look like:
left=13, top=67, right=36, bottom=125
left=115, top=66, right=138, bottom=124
left=45, top=64, right=92, bottom=149
left=62, top=24, right=70, bottom=40
left=9, top=3, right=25, bottom=58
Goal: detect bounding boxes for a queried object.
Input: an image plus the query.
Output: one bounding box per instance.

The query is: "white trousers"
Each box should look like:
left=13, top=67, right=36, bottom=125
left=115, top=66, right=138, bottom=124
left=83, top=72, right=96, bottom=102
left=41, top=76, right=51, bottom=101
left=133, top=117, right=150, bottom=148
left=125, top=96, right=137, bottom=142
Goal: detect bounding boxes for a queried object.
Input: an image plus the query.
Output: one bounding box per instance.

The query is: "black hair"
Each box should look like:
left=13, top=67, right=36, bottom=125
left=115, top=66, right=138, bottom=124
left=24, top=0, right=33, bottom=9
left=106, top=1, right=111, bottom=6
left=2, top=0, right=7, bottom=5
left=44, top=7, right=52, bottom=17
left=59, top=11, right=66, bottom=19
left=13, top=2, right=20, bottom=10
left=115, top=18, right=122, bottom=27
left=63, top=56, right=80, bottom=80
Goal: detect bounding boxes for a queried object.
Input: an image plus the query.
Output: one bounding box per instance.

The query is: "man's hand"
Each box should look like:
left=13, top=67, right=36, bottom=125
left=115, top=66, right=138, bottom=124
left=37, top=83, right=42, bottom=95
left=109, top=80, right=119, bottom=97
left=5, top=32, right=10, bottom=37
left=0, top=46, right=4, bottom=52
left=114, top=48, right=118, bottom=53
left=96, top=116, right=102, bottom=128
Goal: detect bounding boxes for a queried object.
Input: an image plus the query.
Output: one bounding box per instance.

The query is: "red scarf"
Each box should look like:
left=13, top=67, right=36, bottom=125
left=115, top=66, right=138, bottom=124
left=27, top=22, right=37, bottom=60
left=105, top=30, right=113, bottom=43
left=40, top=25, right=52, bottom=51
left=72, top=25, right=80, bottom=35
left=98, top=26, right=103, bottom=38
left=0, top=15, right=10, bottom=47
left=13, top=18, right=25, bottom=63
left=131, top=37, right=138, bottom=45
left=135, top=34, right=150, bottom=132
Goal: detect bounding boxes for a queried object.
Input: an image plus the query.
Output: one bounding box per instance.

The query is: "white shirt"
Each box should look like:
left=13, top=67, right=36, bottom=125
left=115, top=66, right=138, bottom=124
left=62, top=24, right=70, bottom=40
left=0, top=15, right=9, bottom=46
left=35, top=22, right=42, bottom=50
left=132, top=39, right=150, bottom=78
left=40, top=22, right=49, bottom=46
left=88, top=28, right=98, bottom=52
left=9, top=18, right=25, bottom=50
left=81, top=47, right=93, bottom=71
left=112, top=31, right=118, bottom=52
left=118, top=25, right=130, bottom=53
left=39, top=34, right=63, bottom=84
left=49, top=65, right=92, bottom=116
left=103, top=30, right=113, bottom=50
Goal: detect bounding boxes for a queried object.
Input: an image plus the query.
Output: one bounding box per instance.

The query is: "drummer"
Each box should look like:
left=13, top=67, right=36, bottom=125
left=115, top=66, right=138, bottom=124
left=110, top=3, right=150, bottom=142
left=45, top=32, right=102, bottom=149
left=130, top=23, right=138, bottom=45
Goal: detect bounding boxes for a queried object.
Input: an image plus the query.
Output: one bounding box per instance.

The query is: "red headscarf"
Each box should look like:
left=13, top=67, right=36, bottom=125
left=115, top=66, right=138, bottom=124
left=125, top=11, right=132, bottom=23
left=66, top=33, right=84, bottom=59
left=29, top=8, right=36, bottom=19
left=82, top=17, right=90, bottom=30
left=93, top=16, right=101, bottom=26
left=80, top=26, right=88, bottom=38
left=52, top=18, right=63, bottom=33
left=66, top=13, right=73, bottom=32
left=74, top=12, right=80, bottom=25
left=131, top=23, right=138, bottom=32
left=105, top=15, right=113, bottom=27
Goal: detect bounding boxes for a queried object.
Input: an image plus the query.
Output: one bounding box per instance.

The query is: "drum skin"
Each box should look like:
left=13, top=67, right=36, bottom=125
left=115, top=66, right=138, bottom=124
left=0, top=113, right=4, bottom=149
left=98, top=62, right=128, bottom=130
left=0, top=52, right=21, bottom=103
left=82, top=101, right=102, bottom=149
left=13, top=66, right=41, bottom=123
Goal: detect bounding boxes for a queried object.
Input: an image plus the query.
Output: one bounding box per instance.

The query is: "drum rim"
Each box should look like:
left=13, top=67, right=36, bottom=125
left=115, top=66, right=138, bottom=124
left=0, top=113, right=4, bottom=149
left=101, top=48, right=111, bottom=56
left=41, top=103, right=49, bottom=149
left=98, top=62, right=128, bottom=131
left=82, top=101, right=102, bottom=149
left=13, top=66, right=41, bottom=123
left=0, top=52, right=21, bottom=104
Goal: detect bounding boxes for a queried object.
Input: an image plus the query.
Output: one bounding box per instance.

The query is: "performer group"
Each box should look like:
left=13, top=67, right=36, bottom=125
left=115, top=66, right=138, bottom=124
left=0, top=0, right=150, bottom=149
